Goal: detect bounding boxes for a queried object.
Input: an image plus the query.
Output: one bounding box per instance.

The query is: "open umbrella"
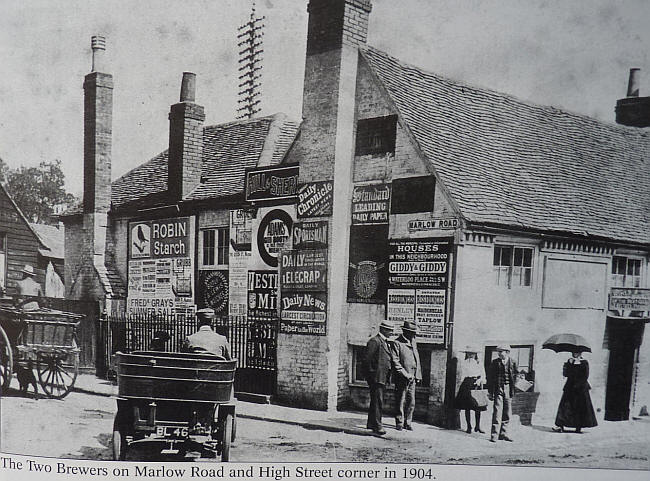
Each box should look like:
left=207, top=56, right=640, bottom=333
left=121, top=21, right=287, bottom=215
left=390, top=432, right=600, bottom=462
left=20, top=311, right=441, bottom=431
left=542, top=333, right=591, bottom=353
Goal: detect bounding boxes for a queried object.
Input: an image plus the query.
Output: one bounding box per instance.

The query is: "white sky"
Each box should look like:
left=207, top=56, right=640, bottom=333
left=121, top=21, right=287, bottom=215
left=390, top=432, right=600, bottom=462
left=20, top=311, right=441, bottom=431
left=0, top=0, right=648, bottom=196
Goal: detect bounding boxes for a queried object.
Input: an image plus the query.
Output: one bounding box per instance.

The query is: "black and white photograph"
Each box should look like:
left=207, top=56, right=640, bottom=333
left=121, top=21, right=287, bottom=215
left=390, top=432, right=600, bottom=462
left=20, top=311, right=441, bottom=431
left=0, top=0, right=649, bottom=479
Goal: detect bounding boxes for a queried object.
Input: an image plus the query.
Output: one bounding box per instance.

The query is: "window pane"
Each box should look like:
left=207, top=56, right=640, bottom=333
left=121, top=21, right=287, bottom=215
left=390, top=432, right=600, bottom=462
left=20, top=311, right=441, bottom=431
left=514, top=248, right=523, bottom=267
left=501, top=247, right=512, bottom=266
left=633, top=259, right=641, bottom=276
left=203, top=230, right=215, bottom=266
left=523, top=267, right=532, bottom=286
left=523, top=248, right=532, bottom=267
left=0, top=234, right=5, bottom=252
left=493, top=247, right=501, bottom=266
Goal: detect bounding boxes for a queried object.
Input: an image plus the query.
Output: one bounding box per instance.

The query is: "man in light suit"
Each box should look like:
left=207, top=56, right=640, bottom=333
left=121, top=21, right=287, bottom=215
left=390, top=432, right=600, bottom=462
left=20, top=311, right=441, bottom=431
left=392, top=320, right=421, bottom=431
left=183, top=308, right=231, bottom=359
left=487, top=344, right=518, bottom=442
left=364, top=320, right=396, bottom=435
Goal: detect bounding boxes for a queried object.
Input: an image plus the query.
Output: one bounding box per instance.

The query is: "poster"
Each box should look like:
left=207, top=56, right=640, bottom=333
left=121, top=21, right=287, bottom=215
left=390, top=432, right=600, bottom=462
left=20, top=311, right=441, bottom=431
left=229, top=209, right=252, bottom=316
left=292, top=220, right=328, bottom=250
left=416, top=288, right=446, bottom=343
left=279, top=291, right=327, bottom=335
left=247, top=270, right=279, bottom=319
left=387, top=288, right=416, bottom=324
left=297, top=180, right=333, bottom=217
left=388, top=238, right=451, bottom=288
left=199, top=270, right=229, bottom=316
left=347, top=224, right=388, bottom=304
left=351, top=183, right=391, bottom=224
left=127, top=217, right=195, bottom=317
left=245, top=165, right=299, bottom=203
left=250, top=205, right=296, bottom=270
left=279, top=249, right=327, bottom=291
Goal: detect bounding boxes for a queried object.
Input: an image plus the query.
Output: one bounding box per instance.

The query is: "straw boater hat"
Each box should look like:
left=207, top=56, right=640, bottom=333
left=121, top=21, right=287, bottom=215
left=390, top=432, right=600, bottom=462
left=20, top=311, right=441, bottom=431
left=496, top=344, right=512, bottom=352
left=402, top=320, right=418, bottom=334
left=21, top=265, right=36, bottom=276
left=379, top=320, right=393, bottom=331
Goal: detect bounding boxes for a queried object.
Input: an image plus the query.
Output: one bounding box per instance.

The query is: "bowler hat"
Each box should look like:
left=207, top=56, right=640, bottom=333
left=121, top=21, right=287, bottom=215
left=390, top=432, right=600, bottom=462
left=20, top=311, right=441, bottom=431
left=379, top=320, right=393, bottom=331
left=402, top=320, right=418, bottom=333
left=21, top=265, right=36, bottom=276
left=496, top=344, right=511, bottom=352
left=196, top=308, right=215, bottom=318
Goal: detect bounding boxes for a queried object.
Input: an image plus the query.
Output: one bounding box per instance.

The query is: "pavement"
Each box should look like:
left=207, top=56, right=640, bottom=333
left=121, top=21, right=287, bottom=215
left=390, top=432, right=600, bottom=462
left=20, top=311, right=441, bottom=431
left=73, top=373, right=650, bottom=455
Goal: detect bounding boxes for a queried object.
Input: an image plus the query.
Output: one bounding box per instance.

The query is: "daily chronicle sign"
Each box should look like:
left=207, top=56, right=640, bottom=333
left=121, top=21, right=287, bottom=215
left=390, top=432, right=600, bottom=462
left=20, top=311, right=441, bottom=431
left=127, top=217, right=195, bottom=317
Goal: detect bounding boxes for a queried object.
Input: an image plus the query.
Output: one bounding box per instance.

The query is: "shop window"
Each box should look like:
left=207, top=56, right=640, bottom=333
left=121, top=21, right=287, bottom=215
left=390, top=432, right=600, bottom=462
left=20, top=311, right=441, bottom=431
left=351, top=343, right=431, bottom=387
left=485, top=344, right=535, bottom=392
left=201, top=227, right=229, bottom=267
left=493, top=245, right=533, bottom=288
left=355, top=115, right=397, bottom=156
left=612, top=256, right=642, bottom=288
left=390, top=176, right=435, bottom=214
left=0, top=233, right=6, bottom=291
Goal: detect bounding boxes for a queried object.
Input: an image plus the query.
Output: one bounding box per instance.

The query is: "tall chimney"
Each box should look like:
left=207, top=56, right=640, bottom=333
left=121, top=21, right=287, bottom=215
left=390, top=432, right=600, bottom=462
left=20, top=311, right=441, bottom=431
left=168, top=72, right=205, bottom=200
left=83, top=35, right=113, bottom=214
left=616, top=68, right=650, bottom=128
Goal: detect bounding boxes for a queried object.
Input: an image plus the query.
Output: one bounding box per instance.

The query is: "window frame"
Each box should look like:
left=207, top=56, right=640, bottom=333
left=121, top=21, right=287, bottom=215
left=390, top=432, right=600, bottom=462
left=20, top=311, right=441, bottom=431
left=493, top=244, right=534, bottom=288
left=484, top=344, right=535, bottom=391
left=199, top=226, right=229, bottom=268
left=611, top=255, right=644, bottom=288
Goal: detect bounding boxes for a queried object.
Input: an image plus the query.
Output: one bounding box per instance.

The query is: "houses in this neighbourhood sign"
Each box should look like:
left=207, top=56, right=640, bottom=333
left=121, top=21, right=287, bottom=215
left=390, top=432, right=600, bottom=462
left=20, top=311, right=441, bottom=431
left=127, top=217, right=195, bottom=317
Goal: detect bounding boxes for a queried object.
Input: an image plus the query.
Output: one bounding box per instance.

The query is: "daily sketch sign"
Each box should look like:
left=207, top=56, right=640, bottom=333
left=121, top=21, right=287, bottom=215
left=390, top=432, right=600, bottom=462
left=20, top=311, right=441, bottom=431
left=127, top=217, right=195, bottom=317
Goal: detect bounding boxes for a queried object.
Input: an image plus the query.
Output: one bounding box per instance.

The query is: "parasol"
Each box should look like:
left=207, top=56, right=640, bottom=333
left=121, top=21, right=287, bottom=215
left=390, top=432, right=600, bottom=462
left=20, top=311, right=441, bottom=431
left=542, top=333, right=591, bottom=353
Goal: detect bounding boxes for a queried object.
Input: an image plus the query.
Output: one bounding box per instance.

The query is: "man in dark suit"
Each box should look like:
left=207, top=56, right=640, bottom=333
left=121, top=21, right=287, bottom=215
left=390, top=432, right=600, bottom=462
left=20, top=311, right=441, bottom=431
left=392, top=320, right=421, bottom=431
left=487, top=344, right=517, bottom=442
left=364, top=320, right=396, bottom=435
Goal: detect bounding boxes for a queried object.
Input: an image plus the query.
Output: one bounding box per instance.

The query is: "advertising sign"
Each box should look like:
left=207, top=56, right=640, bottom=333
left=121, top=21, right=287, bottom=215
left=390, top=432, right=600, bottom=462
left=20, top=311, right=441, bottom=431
left=229, top=209, right=252, bottom=316
left=280, top=249, right=327, bottom=291
left=280, top=291, right=327, bottom=335
left=245, top=165, right=299, bottom=203
left=609, top=287, right=650, bottom=311
left=387, top=289, right=416, bottom=324
left=127, top=217, right=194, bottom=317
left=415, top=288, right=446, bottom=343
left=199, top=270, right=229, bottom=316
left=251, top=206, right=295, bottom=269
left=297, top=181, right=333, bottom=218
left=292, top=221, right=328, bottom=250
left=388, top=238, right=451, bottom=288
left=347, top=224, right=388, bottom=304
left=351, top=183, right=391, bottom=224
left=247, top=270, right=278, bottom=319
left=407, top=218, right=460, bottom=232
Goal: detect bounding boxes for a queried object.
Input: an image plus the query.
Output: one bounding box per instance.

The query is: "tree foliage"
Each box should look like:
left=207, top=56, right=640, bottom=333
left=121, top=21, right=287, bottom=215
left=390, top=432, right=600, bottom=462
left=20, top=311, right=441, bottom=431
left=1, top=159, right=78, bottom=224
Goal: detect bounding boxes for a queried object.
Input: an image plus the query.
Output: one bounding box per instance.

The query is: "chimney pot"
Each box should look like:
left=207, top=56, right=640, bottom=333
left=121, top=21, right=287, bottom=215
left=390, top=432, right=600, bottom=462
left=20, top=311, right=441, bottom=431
left=627, top=68, right=640, bottom=97
left=180, top=72, right=196, bottom=102
left=91, top=35, right=107, bottom=72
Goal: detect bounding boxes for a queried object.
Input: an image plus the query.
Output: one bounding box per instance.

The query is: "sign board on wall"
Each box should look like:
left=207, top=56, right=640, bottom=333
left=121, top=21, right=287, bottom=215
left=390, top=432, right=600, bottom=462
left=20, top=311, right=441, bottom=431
left=388, top=238, right=451, bottom=288
left=280, top=291, right=327, bottom=335
left=127, top=217, right=195, bottom=317
left=229, top=209, right=252, bottom=316
left=609, top=287, right=650, bottom=311
left=347, top=224, right=388, bottom=304
left=280, top=249, right=327, bottom=291
left=251, top=206, right=295, bottom=270
left=351, top=183, right=391, bottom=224
left=292, top=221, right=328, bottom=250
left=245, top=165, right=299, bottom=203
left=407, top=218, right=460, bottom=232
left=199, top=270, right=229, bottom=316
left=247, top=270, right=278, bottom=319
left=297, top=181, right=333, bottom=218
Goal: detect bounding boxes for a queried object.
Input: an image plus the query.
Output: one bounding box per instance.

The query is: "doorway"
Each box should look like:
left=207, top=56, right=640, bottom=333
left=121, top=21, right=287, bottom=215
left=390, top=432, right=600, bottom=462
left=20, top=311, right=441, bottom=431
left=605, top=318, right=645, bottom=421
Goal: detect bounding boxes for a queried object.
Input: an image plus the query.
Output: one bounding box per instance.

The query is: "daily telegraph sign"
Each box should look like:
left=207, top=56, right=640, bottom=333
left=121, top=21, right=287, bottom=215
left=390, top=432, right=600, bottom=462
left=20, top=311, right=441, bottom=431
left=245, top=165, right=299, bottom=203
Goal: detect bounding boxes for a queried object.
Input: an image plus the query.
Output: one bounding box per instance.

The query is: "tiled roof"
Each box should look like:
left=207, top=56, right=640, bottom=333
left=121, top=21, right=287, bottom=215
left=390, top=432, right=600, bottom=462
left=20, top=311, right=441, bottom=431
left=362, top=46, right=650, bottom=245
left=30, top=223, right=64, bottom=259
left=110, top=113, right=299, bottom=210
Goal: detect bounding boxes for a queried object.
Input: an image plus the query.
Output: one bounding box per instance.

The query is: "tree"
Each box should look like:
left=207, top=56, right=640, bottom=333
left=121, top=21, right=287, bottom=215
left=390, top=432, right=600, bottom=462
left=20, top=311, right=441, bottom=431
left=2, top=159, right=78, bottom=224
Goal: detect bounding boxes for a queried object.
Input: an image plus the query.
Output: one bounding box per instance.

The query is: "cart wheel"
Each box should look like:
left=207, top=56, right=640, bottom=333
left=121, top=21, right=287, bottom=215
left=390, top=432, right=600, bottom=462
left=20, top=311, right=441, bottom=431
left=112, top=417, right=127, bottom=461
left=36, top=350, right=79, bottom=399
left=221, top=413, right=232, bottom=462
left=0, top=326, right=13, bottom=394
left=231, top=413, right=237, bottom=443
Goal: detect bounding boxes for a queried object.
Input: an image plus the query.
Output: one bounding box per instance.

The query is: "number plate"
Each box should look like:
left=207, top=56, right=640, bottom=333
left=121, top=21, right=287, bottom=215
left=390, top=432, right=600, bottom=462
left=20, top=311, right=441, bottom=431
left=155, top=426, right=189, bottom=438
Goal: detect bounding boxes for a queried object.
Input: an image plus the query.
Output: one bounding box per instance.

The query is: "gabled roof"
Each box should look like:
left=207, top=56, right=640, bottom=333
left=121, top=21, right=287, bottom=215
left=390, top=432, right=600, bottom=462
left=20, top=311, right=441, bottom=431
left=110, top=113, right=300, bottom=211
left=0, top=183, right=45, bottom=248
left=30, top=223, right=64, bottom=259
left=362, top=46, right=650, bottom=246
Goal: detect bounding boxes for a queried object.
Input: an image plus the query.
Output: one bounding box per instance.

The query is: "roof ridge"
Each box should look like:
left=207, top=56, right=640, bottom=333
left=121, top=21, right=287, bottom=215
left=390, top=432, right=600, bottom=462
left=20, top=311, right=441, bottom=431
left=362, top=45, right=650, bottom=138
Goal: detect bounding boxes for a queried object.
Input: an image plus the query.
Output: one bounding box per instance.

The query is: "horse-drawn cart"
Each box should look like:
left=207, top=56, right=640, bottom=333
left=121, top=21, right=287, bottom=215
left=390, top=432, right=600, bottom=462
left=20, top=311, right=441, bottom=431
left=113, top=351, right=237, bottom=461
left=0, top=305, right=82, bottom=398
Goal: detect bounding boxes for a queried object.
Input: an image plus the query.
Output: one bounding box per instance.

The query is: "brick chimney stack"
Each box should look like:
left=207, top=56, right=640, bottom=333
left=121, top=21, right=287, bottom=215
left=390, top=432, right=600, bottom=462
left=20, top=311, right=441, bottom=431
left=83, top=35, right=113, bottom=213
left=306, top=0, right=371, bottom=55
left=168, top=72, right=205, bottom=201
left=616, top=68, right=650, bottom=128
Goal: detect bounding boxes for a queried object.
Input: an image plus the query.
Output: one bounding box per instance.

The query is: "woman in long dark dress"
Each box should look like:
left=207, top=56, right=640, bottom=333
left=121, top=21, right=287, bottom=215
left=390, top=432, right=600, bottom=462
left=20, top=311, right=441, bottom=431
left=553, top=351, right=597, bottom=433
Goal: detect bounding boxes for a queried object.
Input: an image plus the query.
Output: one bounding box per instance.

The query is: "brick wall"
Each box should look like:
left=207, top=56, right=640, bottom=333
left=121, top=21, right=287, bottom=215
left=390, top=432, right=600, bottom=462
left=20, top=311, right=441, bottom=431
left=168, top=102, right=205, bottom=201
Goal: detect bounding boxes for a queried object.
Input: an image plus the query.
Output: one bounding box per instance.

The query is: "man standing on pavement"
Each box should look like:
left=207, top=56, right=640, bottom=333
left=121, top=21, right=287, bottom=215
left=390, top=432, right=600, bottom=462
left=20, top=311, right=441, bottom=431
left=183, top=308, right=231, bottom=359
left=364, top=320, right=396, bottom=435
left=392, top=320, right=421, bottom=431
left=487, top=344, right=517, bottom=443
